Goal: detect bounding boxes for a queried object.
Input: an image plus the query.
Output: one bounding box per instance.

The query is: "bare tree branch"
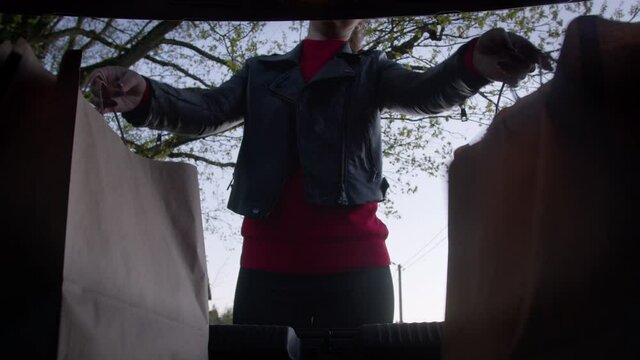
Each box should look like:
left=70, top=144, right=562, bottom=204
left=44, top=27, right=122, bottom=49
left=476, top=90, right=498, bottom=106
left=162, top=38, right=228, bottom=67
left=385, top=23, right=440, bottom=60
left=79, top=18, right=113, bottom=51
left=44, top=16, right=64, bottom=33
left=143, top=55, right=211, bottom=87
left=81, top=20, right=181, bottom=75
left=167, top=152, right=236, bottom=168
left=629, top=7, right=640, bottom=22
left=64, top=17, right=84, bottom=52
left=113, top=20, right=181, bottom=67
left=146, top=134, right=199, bottom=158
left=381, top=115, right=452, bottom=122
left=124, top=20, right=155, bottom=47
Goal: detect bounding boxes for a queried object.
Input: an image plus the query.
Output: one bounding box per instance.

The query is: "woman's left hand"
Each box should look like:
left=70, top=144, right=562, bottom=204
left=473, top=28, right=554, bottom=86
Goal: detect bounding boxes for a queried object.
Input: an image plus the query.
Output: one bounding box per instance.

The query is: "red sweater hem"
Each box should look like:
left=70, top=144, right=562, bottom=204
left=241, top=236, right=391, bottom=275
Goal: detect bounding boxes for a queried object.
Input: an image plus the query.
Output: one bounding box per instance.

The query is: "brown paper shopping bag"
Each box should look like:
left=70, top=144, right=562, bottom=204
left=444, top=16, right=639, bottom=360
left=2, top=40, right=209, bottom=360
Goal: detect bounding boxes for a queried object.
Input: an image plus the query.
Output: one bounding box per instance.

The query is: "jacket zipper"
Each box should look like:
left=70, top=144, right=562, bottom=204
left=226, top=177, right=234, bottom=190
left=337, top=83, right=351, bottom=205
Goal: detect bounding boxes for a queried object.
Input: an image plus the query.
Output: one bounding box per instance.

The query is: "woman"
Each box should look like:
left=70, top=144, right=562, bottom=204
left=88, top=19, right=551, bottom=329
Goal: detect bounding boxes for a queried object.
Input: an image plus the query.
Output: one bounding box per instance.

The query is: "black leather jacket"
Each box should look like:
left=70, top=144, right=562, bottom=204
left=123, top=41, right=489, bottom=218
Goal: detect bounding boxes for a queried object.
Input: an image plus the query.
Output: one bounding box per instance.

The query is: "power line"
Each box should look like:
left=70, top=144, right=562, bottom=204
left=403, top=234, right=448, bottom=270
left=402, top=224, right=447, bottom=266
left=404, top=235, right=448, bottom=270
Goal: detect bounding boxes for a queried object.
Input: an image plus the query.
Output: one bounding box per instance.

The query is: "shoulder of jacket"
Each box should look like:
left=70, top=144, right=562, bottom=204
left=359, top=49, right=380, bottom=56
left=244, top=56, right=261, bottom=66
left=250, top=53, right=275, bottom=61
left=357, top=49, right=389, bottom=62
left=235, top=56, right=268, bottom=73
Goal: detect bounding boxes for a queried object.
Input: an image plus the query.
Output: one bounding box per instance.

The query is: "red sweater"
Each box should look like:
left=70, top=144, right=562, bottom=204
left=240, top=39, right=391, bottom=275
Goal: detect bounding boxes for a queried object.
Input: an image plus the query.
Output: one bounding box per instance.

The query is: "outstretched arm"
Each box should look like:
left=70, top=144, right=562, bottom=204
left=377, top=29, right=552, bottom=116
left=87, top=64, right=248, bottom=137
left=122, top=66, right=248, bottom=137
left=377, top=40, right=489, bottom=116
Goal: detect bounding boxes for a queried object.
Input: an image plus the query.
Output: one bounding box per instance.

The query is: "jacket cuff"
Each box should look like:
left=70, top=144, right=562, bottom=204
left=464, top=38, right=483, bottom=77
left=122, top=77, right=152, bottom=127
left=459, top=38, right=491, bottom=89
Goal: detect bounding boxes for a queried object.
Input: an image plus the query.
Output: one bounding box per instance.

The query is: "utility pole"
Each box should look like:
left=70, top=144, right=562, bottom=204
left=397, top=263, right=403, bottom=323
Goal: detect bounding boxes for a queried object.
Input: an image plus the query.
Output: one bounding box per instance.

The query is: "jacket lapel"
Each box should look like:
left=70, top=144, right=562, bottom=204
left=261, top=42, right=359, bottom=103
left=260, top=43, right=303, bottom=103
left=308, top=43, right=358, bottom=84
left=268, top=68, right=306, bottom=103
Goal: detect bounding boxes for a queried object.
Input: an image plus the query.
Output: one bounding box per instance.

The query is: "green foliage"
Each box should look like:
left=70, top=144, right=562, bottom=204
left=209, top=306, right=233, bottom=325
left=0, top=14, right=57, bottom=58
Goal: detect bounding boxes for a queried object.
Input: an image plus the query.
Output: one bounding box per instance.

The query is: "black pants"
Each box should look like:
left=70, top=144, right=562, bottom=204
left=233, top=266, right=394, bottom=329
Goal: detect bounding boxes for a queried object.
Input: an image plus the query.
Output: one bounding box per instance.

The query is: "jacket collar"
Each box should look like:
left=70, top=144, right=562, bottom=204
left=262, top=41, right=359, bottom=103
left=259, top=41, right=359, bottom=65
left=259, top=42, right=303, bottom=64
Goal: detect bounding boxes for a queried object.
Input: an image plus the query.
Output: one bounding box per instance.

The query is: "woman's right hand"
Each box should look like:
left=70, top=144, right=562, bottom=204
left=86, top=66, right=147, bottom=113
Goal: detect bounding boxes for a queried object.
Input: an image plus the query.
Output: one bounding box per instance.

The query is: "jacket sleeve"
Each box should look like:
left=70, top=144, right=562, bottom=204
left=122, top=64, right=248, bottom=137
left=377, top=41, right=490, bottom=116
